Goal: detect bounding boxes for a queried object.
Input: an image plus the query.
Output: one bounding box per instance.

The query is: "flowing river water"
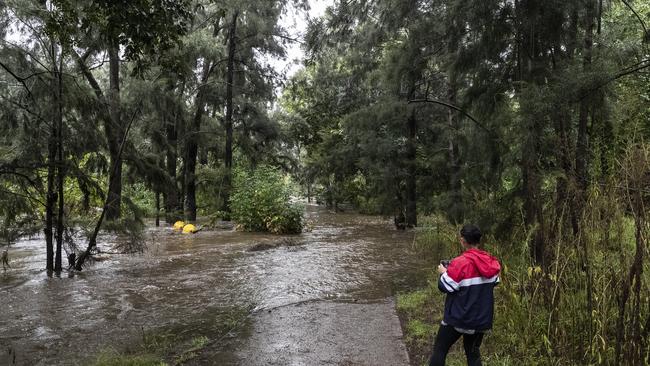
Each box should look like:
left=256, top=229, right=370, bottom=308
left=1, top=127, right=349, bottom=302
left=0, top=205, right=435, bottom=365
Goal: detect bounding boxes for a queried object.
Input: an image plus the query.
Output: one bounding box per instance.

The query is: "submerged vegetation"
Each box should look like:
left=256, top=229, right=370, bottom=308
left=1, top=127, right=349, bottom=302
left=90, top=306, right=250, bottom=366
left=231, top=166, right=303, bottom=234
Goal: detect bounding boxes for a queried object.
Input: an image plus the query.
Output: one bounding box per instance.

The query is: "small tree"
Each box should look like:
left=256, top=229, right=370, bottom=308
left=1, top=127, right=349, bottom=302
left=230, top=166, right=302, bottom=234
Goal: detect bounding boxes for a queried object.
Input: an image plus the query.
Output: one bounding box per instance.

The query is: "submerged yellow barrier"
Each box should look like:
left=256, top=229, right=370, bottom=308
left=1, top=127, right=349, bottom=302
left=182, top=224, right=197, bottom=234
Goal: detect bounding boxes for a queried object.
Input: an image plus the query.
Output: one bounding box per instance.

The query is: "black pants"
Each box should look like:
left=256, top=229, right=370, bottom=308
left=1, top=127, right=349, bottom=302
left=429, top=324, right=484, bottom=366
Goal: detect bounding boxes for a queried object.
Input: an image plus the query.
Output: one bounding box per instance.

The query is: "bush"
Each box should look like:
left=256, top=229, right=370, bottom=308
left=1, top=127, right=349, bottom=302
left=230, top=166, right=303, bottom=234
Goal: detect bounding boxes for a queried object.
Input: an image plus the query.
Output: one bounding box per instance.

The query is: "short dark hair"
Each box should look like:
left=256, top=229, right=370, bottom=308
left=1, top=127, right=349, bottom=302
left=460, top=224, right=482, bottom=245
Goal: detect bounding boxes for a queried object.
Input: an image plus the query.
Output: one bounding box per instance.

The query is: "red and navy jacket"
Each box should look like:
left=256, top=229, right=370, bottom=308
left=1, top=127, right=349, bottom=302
left=438, top=247, right=501, bottom=331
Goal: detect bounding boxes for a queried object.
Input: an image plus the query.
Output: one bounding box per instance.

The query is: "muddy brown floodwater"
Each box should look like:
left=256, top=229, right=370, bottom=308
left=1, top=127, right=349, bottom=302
left=0, top=204, right=434, bottom=366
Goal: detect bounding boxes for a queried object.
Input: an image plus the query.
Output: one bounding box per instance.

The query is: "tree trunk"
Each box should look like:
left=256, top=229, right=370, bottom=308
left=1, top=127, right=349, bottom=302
left=517, top=0, right=546, bottom=266
left=447, top=77, right=462, bottom=224
left=307, top=181, right=312, bottom=203
left=165, top=111, right=179, bottom=223
left=575, top=0, right=595, bottom=195
left=45, top=41, right=60, bottom=273
left=155, top=191, right=160, bottom=227
left=45, top=98, right=56, bottom=273
left=105, top=41, right=122, bottom=220
left=221, top=10, right=239, bottom=217
left=522, top=141, right=544, bottom=264
left=575, top=3, right=596, bottom=351
left=183, top=16, right=224, bottom=222
left=184, top=61, right=212, bottom=222
left=405, top=109, right=417, bottom=228
left=55, top=49, right=65, bottom=273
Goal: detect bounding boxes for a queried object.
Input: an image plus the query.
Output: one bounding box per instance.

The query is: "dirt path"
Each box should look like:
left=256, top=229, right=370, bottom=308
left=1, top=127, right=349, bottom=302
left=191, top=299, right=410, bottom=365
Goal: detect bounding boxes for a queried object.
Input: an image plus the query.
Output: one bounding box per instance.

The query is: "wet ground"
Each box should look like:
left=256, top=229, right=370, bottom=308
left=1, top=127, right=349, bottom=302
left=0, top=205, right=433, bottom=366
left=195, top=299, right=409, bottom=366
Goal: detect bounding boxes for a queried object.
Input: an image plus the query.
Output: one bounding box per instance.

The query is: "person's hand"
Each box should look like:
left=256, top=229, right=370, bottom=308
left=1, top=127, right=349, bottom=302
left=437, top=264, right=447, bottom=274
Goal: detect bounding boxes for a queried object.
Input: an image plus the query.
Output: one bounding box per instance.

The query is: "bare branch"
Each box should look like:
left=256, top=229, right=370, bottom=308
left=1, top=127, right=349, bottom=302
left=0, top=60, right=37, bottom=101
left=620, top=0, right=648, bottom=38
left=408, top=98, right=491, bottom=134
left=578, top=58, right=650, bottom=101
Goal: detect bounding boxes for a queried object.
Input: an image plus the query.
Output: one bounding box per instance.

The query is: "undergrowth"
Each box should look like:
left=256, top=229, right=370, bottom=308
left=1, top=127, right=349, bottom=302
left=397, top=189, right=650, bottom=366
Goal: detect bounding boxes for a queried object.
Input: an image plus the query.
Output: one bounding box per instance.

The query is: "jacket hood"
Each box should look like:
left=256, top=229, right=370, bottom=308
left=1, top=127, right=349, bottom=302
left=464, top=248, right=501, bottom=277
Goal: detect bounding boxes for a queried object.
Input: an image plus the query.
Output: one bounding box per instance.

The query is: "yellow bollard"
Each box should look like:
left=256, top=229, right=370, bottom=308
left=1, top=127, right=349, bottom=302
left=182, top=224, right=197, bottom=234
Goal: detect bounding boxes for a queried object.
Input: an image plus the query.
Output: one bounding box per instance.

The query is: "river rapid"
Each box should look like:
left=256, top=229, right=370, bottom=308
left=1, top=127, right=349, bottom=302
left=0, top=204, right=434, bottom=365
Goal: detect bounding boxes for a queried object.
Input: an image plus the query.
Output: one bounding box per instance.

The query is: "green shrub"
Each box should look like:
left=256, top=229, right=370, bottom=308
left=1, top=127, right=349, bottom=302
left=230, top=166, right=303, bottom=234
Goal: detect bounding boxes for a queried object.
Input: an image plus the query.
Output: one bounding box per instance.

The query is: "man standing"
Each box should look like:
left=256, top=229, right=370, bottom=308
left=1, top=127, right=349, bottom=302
left=429, top=224, right=501, bottom=366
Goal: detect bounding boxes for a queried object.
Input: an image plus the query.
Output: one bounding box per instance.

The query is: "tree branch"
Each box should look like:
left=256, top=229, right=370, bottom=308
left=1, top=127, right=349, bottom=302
left=0, top=170, right=41, bottom=189
left=578, top=58, right=650, bottom=101
left=73, top=51, right=107, bottom=102
left=0, top=95, right=48, bottom=125
left=620, top=0, right=648, bottom=38
left=0, top=39, right=51, bottom=72
left=0, top=187, right=45, bottom=207
left=408, top=98, right=491, bottom=134
left=0, top=61, right=36, bottom=101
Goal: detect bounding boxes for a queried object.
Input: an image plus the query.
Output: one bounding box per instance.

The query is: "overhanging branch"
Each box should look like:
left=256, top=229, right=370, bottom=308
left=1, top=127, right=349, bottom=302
left=578, top=58, right=650, bottom=101
left=620, top=0, right=648, bottom=38
left=407, top=98, right=491, bottom=134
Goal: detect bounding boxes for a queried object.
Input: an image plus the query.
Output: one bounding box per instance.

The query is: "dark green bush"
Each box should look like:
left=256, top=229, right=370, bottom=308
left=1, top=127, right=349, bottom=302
left=230, top=166, right=303, bottom=234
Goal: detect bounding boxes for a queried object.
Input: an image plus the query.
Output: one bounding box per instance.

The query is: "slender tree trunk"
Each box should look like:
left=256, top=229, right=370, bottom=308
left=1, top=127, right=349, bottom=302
left=405, top=109, right=417, bottom=228
left=307, top=181, right=312, bottom=203
left=523, top=142, right=544, bottom=264
left=221, top=10, right=239, bottom=216
left=55, top=49, right=65, bottom=273
left=447, top=77, right=462, bottom=224
left=575, top=2, right=596, bottom=352
left=45, top=97, right=56, bottom=274
left=105, top=41, right=122, bottom=220
left=165, top=111, right=179, bottom=223
left=183, top=16, right=224, bottom=222
left=184, top=61, right=212, bottom=222
left=551, top=102, right=573, bottom=240
left=576, top=0, right=595, bottom=195
left=155, top=191, right=160, bottom=227
left=517, top=0, right=545, bottom=266
left=45, top=40, right=60, bottom=273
